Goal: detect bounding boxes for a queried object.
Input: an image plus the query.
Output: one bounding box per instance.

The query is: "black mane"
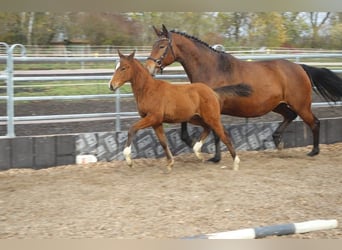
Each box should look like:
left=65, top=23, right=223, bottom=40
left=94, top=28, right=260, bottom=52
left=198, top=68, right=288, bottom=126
left=170, top=30, right=226, bottom=54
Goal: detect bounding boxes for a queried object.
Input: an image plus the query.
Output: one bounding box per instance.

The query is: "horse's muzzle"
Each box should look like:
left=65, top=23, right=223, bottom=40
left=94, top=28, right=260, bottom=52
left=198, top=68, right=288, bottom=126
left=109, top=84, right=118, bottom=92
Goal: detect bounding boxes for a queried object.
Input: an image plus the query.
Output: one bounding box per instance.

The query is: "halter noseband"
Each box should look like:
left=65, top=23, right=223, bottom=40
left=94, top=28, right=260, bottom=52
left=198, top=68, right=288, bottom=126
left=147, top=33, right=176, bottom=73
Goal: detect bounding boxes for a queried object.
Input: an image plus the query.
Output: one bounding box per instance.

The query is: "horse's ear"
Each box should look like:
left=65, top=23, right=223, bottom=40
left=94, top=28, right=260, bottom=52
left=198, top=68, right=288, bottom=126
left=128, top=50, right=136, bottom=60
left=153, top=25, right=161, bottom=36
left=162, top=24, right=169, bottom=38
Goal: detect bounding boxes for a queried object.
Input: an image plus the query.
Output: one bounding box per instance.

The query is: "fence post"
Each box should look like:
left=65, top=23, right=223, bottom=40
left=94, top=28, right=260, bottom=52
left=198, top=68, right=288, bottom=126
left=6, top=44, right=26, bottom=137
left=114, top=59, right=121, bottom=131
left=115, top=87, right=121, bottom=131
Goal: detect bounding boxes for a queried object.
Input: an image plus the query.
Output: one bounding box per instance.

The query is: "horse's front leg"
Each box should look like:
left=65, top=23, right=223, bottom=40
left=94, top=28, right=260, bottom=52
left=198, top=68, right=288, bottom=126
left=153, top=124, right=174, bottom=173
left=181, top=122, right=195, bottom=147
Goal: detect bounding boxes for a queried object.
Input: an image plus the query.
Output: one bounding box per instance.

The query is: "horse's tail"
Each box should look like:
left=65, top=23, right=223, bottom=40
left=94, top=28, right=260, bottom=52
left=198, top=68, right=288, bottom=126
left=300, top=64, right=342, bottom=102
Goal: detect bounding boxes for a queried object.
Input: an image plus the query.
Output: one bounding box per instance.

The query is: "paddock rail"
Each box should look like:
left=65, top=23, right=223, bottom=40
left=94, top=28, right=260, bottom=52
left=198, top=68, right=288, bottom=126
left=1, top=43, right=342, bottom=138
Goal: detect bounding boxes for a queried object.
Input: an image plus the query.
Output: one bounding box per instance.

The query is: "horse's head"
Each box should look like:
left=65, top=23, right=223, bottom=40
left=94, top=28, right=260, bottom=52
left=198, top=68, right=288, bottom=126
left=146, top=24, right=176, bottom=75
left=108, top=50, right=135, bottom=91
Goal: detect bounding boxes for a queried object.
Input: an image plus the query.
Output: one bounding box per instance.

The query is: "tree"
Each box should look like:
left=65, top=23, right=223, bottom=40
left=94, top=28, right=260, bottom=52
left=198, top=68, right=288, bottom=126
left=281, top=12, right=310, bottom=47
left=307, top=12, right=331, bottom=47
left=216, top=12, right=249, bottom=46
left=0, top=13, right=26, bottom=44
left=247, top=12, right=288, bottom=48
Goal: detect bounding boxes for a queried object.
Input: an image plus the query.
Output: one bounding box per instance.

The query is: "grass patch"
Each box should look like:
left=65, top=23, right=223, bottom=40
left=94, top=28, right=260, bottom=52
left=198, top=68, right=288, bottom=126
left=0, top=80, right=133, bottom=97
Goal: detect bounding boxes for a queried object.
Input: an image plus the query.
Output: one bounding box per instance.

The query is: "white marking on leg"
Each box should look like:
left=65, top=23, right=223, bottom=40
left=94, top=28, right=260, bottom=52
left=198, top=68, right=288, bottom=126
left=193, top=140, right=204, bottom=161
left=123, top=145, right=132, bottom=167
left=164, top=147, right=174, bottom=173
left=233, top=155, right=240, bottom=171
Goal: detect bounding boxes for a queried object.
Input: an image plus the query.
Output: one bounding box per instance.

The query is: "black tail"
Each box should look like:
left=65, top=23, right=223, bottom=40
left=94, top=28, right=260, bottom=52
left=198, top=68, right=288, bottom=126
left=301, top=64, right=342, bottom=102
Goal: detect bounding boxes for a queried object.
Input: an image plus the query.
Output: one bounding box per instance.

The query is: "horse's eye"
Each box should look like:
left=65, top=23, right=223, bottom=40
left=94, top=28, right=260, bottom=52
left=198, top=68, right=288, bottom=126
left=120, top=67, right=126, bottom=71
left=159, top=45, right=165, bottom=49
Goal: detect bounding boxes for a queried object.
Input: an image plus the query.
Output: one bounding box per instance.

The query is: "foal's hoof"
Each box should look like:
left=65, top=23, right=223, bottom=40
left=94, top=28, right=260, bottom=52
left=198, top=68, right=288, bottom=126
left=160, top=159, right=174, bottom=174
left=160, top=165, right=173, bottom=174
left=307, top=148, right=320, bottom=157
left=233, top=155, right=240, bottom=171
left=126, top=160, right=133, bottom=167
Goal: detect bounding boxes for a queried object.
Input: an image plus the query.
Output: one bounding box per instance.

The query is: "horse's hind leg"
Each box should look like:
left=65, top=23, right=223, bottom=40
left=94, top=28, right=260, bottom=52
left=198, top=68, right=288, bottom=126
left=209, top=132, right=221, bottom=163
left=272, top=103, right=298, bottom=149
left=296, top=110, right=320, bottom=156
left=153, top=124, right=174, bottom=173
left=181, top=122, right=195, bottom=147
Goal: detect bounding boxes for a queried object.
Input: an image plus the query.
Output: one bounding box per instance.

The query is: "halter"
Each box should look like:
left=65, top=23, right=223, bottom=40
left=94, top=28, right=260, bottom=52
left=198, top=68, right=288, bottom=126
left=147, top=33, right=176, bottom=73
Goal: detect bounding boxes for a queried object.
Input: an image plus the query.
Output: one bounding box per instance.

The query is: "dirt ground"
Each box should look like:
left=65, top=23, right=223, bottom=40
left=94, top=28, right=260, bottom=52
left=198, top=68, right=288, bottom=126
left=0, top=143, right=341, bottom=239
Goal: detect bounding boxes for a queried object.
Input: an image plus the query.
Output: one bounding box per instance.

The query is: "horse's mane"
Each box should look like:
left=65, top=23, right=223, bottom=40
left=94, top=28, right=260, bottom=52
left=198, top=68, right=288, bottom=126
left=170, top=30, right=225, bottom=54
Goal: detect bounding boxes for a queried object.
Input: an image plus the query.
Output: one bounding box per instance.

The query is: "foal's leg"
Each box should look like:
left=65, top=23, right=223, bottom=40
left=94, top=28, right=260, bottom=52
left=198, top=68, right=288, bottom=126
left=124, top=115, right=158, bottom=167
left=192, top=125, right=211, bottom=161
left=189, top=116, right=211, bottom=161
left=272, top=103, right=298, bottom=149
left=153, top=124, right=174, bottom=173
left=205, top=119, right=239, bottom=170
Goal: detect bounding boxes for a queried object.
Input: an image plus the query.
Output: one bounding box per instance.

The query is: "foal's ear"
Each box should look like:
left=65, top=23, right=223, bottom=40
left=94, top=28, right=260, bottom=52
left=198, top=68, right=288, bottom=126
left=162, top=24, right=169, bottom=38
left=117, top=50, right=125, bottom=59
left=127, top=50, right=136, bottom=60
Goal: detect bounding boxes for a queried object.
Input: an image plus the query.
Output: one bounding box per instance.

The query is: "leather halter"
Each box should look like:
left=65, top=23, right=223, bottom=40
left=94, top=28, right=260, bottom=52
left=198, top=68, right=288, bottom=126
left=147, top=33, right=176, bottom=73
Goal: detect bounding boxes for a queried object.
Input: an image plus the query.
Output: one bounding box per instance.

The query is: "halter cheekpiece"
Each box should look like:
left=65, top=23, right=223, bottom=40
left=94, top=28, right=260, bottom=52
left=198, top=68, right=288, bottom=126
left=147, top=33, right=176, bottom=74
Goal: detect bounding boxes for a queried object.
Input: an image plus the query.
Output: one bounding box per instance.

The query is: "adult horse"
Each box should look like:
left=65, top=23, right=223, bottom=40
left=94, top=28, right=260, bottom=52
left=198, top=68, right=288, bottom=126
left=109, top=50, right=249, bottom=172
left=146, top=24, right=342, bottom=162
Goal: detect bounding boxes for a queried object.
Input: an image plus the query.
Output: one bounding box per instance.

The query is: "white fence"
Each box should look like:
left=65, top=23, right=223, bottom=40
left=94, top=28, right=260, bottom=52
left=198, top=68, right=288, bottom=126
left=1, top=43, right=342, bottom=138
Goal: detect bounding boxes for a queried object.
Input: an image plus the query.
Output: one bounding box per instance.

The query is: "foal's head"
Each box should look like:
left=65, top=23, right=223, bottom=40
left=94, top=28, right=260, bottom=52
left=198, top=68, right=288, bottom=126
left=146, top=24, right=176, bottom=75
left=109, top=50, right=135, bottom=91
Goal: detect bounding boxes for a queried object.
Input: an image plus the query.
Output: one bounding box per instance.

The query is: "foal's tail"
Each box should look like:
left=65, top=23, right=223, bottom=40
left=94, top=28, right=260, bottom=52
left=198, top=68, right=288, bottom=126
left=300, top=64, right=342, bottom=102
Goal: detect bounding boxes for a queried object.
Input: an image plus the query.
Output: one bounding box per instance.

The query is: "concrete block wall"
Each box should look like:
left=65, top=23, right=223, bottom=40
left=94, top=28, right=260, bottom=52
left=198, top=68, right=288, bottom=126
left=0, top=135, right=76, bottom=170
left=0, top=118, right=341, bottom=170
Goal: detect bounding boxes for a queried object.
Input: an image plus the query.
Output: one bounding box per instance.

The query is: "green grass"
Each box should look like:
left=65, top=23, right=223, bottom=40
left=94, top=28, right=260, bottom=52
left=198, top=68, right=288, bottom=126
left=0, top=80, right=133, bottom=98
left=14, top=62, right=115, bottom=70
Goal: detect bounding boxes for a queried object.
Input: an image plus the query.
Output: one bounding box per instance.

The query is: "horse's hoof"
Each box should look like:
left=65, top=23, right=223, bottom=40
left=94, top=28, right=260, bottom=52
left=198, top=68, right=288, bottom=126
left=307, top=148, right=320, bottom=157
left=273, top=134, right=282, bottom=148
left=207, top=156, right=221, bottom=163
left=277, top=141, right=284, bottom=150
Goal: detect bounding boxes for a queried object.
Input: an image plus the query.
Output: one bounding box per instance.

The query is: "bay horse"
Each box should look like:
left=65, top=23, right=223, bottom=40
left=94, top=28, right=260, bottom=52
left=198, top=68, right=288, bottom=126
left=146, top=24, right=342, bottom=162
left=108, top=50, right=251, bottom=172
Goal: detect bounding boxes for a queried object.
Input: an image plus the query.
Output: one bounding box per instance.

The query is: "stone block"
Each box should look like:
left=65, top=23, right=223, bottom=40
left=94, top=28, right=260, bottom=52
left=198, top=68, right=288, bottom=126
left=12, top=137, right=34, bottom=168
left=34, top=136, right=56, bottom=169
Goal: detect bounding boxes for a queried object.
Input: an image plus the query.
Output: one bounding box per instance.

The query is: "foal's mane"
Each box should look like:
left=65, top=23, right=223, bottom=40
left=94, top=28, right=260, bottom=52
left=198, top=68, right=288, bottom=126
left=170, top=30, right=225, bottom=54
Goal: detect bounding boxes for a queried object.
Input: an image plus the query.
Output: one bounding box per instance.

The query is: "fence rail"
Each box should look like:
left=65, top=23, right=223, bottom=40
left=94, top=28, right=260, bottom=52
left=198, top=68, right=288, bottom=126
left=1, top=43, right=342, bottom=138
